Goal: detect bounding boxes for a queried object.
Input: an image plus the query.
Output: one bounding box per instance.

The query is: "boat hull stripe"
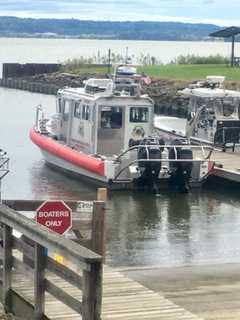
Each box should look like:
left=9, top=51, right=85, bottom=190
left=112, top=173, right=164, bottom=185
left=30, top=128, right=105, bottom=176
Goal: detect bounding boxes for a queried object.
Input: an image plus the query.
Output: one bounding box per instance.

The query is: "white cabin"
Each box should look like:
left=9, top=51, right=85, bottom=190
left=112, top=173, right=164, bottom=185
left=52, top=78, right=154, bottom=157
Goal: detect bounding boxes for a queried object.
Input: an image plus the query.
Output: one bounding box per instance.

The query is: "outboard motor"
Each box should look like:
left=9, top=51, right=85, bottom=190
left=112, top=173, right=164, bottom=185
left=135, top=137, right=163, bottom=193
left=168, top=139, right=193, bottom=193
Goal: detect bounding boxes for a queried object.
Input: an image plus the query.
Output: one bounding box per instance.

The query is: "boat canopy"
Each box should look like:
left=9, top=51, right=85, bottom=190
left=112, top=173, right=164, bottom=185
left=180, top=87, right=240, bottom=99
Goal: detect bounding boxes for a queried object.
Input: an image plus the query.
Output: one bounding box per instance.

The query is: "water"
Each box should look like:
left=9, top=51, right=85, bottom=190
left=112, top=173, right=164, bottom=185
left=1, top=87, right=240, bottom=268
left=0, top=37, right=238, bottom=76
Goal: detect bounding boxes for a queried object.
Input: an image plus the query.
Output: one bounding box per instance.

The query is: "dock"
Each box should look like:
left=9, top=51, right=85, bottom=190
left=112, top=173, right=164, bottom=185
left=210, top=149, right=240, bottom=183
left=12, top=266, right=203, bottom=320
left=0, top=201, right=204, bottom=320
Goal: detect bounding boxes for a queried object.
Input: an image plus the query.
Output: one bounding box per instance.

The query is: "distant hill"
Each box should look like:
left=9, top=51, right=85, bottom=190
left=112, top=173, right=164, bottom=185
left=0, top=16, right=222, bottom=41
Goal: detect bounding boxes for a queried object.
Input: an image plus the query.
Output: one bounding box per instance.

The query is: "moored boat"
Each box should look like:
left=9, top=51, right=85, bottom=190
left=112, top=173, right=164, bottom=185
left=30, top=65, right=214, bottom=192
left=155, top=76, right=240, bottom=151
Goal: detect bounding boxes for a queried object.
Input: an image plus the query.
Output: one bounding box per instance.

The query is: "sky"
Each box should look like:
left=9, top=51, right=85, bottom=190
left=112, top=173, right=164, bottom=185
left=0, top=0, right=240, bottom=26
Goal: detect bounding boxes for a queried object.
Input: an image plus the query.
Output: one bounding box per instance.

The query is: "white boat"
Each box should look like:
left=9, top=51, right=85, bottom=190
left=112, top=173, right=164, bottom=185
left=155, top=76, right=240, bottom=151
left=30, top=65, right=214, bottom=192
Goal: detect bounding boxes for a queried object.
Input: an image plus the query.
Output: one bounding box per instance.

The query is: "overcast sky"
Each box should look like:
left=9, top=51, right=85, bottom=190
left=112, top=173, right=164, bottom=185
left=1, top=0, right=240, bottom=26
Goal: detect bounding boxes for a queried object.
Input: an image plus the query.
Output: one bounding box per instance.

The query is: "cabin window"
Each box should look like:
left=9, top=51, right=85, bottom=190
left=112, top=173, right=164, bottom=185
left=62, top=100, right=71, bottom=121
left=100, top=107, right=122, bottom=129
left=82, top=104, right=90, bottom=121
left=74, top=102, right=81, bottom=119
left=129, top=107, right=149, bottom=123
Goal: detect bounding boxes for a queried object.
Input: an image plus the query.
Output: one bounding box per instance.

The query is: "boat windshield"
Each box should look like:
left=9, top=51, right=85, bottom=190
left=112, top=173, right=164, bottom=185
left=188, top=97, right=240, bottom=121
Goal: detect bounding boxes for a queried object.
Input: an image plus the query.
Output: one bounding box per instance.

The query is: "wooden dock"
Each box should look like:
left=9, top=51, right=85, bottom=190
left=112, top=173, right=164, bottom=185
left=12, top=266, right=203, bottom=320
left=210, top=149, right=240, bottom=183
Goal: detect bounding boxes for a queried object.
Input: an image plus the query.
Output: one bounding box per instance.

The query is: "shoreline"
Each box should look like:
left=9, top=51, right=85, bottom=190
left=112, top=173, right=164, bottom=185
left=0, top=72, right=189, bottom=117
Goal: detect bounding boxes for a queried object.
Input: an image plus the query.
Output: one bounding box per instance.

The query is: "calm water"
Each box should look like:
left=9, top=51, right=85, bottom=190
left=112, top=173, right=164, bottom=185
left=1, top=87, right=240, bottom=267
left=0, top=37, right=238, bottom=76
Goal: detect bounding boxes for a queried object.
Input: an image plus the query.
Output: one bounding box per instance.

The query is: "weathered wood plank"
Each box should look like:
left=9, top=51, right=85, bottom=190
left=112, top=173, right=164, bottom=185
left=46, top=257, right=83, bottom=291
left=0, top=204, right=101, bottom=269
left=82, top=262, right=102, bottom=320
left=92, top=202, right=105, bottom=257
left=34, top=243, right=46, bottom=319
left=11, top=267, right=204, bottom=320
left=2, top=224, right=12, bottom=313
left=45, top=279, right=82, bottom=314
left=3, top=199, right=94, bottom=211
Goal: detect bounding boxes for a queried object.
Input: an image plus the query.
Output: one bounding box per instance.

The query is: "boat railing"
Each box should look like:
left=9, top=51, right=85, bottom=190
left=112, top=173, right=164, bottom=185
left=0, top=149, right=10, bottom=204
left=35, top=104, right=43, bottom=132
left=115, top=144, right=213, bottom=163
left=113, top=144, right=213, bottom=181
left=113, top=157, right=210, bottom=181
left=35, top=104, right=50, bottom=134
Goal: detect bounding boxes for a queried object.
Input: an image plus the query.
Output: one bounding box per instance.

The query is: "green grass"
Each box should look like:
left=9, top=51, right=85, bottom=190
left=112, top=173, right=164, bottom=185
left=63, top=62, right=240, bottom=82
left=139, top=64, right=240, bottom=81
left=62, top=64, right=111, bottom=74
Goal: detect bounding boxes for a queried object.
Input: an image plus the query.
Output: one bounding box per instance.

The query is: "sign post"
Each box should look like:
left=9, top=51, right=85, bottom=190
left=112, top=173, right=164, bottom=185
left=36, top=200, right=72, bottom=235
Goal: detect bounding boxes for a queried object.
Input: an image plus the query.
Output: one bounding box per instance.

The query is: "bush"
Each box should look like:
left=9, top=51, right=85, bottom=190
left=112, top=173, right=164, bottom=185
left=172, top=54, right=229, bottom=65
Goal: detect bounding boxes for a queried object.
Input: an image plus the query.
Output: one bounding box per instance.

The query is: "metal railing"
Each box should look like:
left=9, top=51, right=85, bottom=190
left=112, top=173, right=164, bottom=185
left=113, top=144, right=213, bottom=181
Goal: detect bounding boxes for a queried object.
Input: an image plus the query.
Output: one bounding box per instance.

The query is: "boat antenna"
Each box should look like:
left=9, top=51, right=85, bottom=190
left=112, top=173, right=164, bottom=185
left=0, top=148, right=10, bottom=204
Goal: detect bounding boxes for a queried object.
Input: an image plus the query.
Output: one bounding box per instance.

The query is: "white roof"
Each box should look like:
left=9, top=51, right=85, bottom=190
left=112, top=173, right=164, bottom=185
left=180, top=87, right=240, bottom=98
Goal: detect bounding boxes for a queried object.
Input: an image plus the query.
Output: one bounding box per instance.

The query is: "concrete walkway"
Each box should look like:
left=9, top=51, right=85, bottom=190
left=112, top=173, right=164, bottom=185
left=121, top=263, right=240, bottom=320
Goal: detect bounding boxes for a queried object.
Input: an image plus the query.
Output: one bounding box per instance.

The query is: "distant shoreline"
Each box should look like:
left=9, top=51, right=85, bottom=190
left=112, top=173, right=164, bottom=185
left=0, top=16, right=222, bottom=41
left=0, top=34, right=226, bottom=42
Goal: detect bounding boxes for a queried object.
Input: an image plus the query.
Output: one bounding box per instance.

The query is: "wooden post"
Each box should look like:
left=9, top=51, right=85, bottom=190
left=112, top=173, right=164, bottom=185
left=2, top=224, right=12, bottom=313
left=92, top=202, right=105, bottom=260
left=82, top=262, right=102, bottom=320
left=34, top=243, right=45, bottom=320
left=97, top=188, right=107, bottom=201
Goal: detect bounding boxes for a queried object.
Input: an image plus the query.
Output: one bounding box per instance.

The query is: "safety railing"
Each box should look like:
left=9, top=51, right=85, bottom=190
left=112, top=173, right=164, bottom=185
left=0, top=203, right=103, bottom=320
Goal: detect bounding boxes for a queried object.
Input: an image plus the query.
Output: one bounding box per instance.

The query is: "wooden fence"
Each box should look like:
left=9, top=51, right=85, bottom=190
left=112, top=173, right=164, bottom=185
left=0, top=201, right=105, bottom=320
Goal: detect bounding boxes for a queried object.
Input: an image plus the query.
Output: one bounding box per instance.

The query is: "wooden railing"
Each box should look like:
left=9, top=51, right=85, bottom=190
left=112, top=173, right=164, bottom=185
left=4, top=199, right=106, bottom=257
left=0, top=202, right=104, bottom=320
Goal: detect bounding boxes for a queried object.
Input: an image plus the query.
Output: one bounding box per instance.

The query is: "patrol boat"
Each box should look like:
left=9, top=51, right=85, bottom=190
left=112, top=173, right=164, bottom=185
left=30, top=65, right=213, bottom=192
left=155, top=76, right=240, bottom=151
left=183, top=76, right=240, bottom=150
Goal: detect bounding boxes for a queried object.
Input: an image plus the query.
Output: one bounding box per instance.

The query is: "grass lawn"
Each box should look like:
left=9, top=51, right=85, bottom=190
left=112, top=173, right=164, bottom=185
left=62, top=64, right=111, bottom=74
left=139, top=64, right=240, bottom=81
left=63, top=63, right=240, bottom=82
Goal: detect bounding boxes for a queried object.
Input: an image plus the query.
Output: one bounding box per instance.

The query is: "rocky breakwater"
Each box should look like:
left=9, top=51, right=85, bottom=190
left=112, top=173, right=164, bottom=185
left=142, top=78, right=189, bottom=117
left=0, top=72, right=190, bottom=117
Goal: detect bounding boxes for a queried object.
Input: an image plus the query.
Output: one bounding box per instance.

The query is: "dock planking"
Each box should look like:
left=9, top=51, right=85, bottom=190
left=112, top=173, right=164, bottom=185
left=209, top=149, right=240, bottom=183
left=193, top=148, right=240, bottom=183
left=12, top=266, right=204, bottom=320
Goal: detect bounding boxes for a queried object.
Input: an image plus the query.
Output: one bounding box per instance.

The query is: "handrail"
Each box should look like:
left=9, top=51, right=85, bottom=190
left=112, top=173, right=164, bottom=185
left=114, top=144, right=213, bottom=163
left=0, top=204, right=101, bottom=267
left=113, top=158, right=209, bottom=181
left=0, top=203, right=103, bottom=320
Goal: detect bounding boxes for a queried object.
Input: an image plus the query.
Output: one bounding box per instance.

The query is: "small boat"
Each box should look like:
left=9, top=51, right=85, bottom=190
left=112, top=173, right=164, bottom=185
left=155, top=76, right=240, bottom=151
left=30, top=65, right=213, bottom=192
